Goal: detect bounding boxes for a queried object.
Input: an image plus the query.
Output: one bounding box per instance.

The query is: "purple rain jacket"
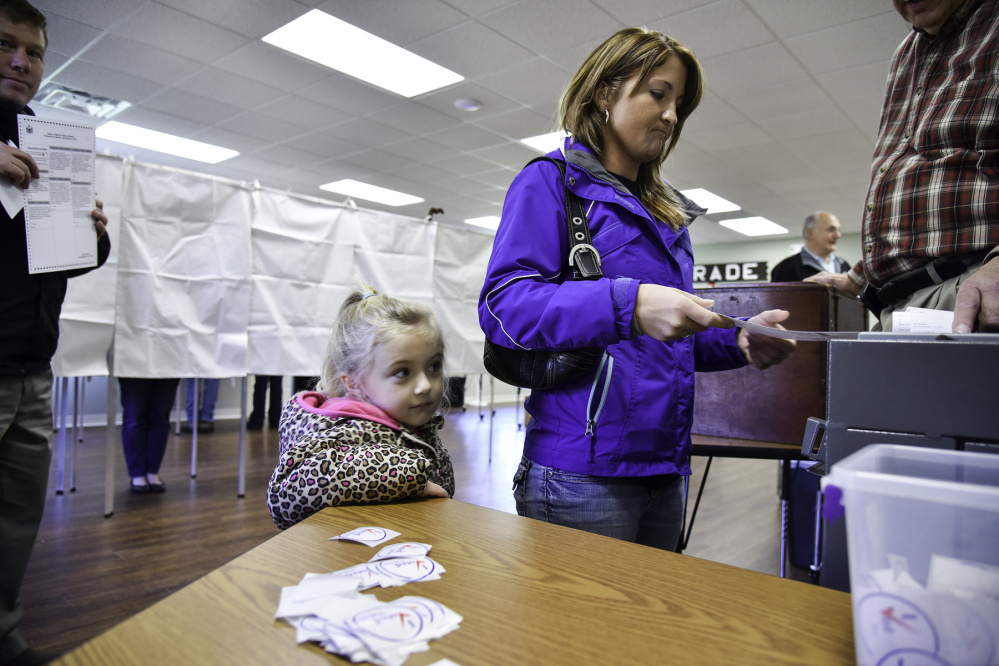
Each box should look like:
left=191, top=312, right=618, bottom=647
left=478, top=138, right=747, bottom=478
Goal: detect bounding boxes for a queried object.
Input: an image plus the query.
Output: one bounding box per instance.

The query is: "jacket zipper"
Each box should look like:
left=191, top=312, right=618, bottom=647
left=585, top=352, right=614, bottom=460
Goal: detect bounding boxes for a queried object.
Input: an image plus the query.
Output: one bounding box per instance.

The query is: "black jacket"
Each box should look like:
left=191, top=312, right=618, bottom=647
left=770, top=250, right=849, bottom=282
left=0, top=101, right=111, bottom=375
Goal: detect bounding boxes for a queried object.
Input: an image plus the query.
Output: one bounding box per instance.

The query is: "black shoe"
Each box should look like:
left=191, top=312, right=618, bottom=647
left=148, top=480, right=166, bottom=493
left=180, top=421, right=194, bottom=433
left=8, top=647, right=61, bottom=666
left=197, top=420, right=214, bottom=434
left=130, top=480, right=150, bottom=494
left=246, top=420, right=263, bottom=431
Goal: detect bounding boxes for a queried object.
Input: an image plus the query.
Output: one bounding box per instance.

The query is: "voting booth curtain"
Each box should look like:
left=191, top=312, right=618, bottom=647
left=52, top=157, right=492, bottom=379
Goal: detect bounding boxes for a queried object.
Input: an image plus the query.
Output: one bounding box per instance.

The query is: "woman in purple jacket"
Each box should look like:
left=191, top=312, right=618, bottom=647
left=478, top=28, right=795, bottom=550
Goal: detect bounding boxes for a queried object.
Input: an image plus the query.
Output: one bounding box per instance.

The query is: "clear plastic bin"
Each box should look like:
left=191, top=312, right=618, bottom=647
left=822, top=444, right=999, bottom=666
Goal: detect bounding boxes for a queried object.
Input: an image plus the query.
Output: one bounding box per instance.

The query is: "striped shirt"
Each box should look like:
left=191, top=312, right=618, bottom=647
left=859, top=0, right=999, bottom=287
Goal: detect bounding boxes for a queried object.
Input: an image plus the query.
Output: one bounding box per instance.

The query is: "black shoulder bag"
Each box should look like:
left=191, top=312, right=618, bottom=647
left=482, top=157, right=604, bottom=390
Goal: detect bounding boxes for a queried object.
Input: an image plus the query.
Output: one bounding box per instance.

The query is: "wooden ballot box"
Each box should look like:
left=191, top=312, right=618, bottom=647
left=692, top=283, right=867, bottom=445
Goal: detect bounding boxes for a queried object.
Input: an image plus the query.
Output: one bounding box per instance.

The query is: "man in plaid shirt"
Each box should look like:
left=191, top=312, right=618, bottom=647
left=808, top=0, right=999, bottom=333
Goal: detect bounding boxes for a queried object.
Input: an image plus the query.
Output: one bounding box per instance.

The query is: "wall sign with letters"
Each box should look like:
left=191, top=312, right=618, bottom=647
left=693, top=261, right=768, bottom=283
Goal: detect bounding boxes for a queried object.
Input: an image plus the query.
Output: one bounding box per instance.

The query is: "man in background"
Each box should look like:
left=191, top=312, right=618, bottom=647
left=0, top=1, right=111, bottom=663
left=807, top=0, right=998, bottom=332
left=770, top=211, right=850, bottom=282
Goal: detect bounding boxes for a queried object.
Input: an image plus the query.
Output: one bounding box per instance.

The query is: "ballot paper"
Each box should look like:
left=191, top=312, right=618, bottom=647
left=331, top=556, right=446, bottom=590
left=892, top=306, right=955, bottom=333
left=370, top=542, right=433, bottom=562
left=17, top=116, right=98, bottom=274
left=725, top=316, right=860, bottom=341
left=277, top=563, right=460, bottom=665
left=329, top=526, right=402, bottom=546
left=854, top=553, right=999, bottom=666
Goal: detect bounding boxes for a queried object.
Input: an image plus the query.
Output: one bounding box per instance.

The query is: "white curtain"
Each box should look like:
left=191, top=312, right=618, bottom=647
left=55, top=157, right=490, bottom=381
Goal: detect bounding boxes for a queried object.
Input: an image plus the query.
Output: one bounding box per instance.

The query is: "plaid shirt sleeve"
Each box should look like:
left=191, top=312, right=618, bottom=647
left=862, top=0, right=999, bottom=287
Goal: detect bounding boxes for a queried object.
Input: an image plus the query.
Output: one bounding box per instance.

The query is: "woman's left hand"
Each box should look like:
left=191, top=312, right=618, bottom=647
left=737, top=309, right=796, bottom=369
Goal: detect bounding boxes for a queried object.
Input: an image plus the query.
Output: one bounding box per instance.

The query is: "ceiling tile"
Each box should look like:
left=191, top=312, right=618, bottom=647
left=425, top=123, right=508, bottom=152
left=77, top=34, right=202, bottom=87
left=251, top=143, right=328, bottom=168
left=52, top=60, right=163, bottom=105
left=744, top=0, right=894, bottom=38
left=469, top=142, right=539, bottom=170
left=477, top=58, right=571, bottom=108
left=379, top=138, right=458, bottom=165
left=317, top=0, right=468, bottom=45
left=33, top=0, right=147, bottom=29
left=428, top=152, right=501, bottom=177
left=757, top=105, right=855, bottom=141
left=338, top=149, right=419, bottom=174
left=41, top=12, right=103, bottom=56
left=297, top=75, right=400, bottom=116
left=648, top=0, right=774, bottom=61
left=323, top=118, right=413, bottom=149
left=702, top=42, right=809, bottom=96
left=154, top=0, right=312, bottom=38
left=112, top=3, right=249, bottom=64
left=408, top=20, right=535, bottom=79
left=684, top=91, right=746, bottom=132
left=143, top=88, right=243, bottom=126
left=368, top=102, right=461, bottom=136
left=176, top=68, right=285, bottom=110
left=283, top=130, right=367, bottom=159
left=471, top=107, right=555, bottom=141
left=480, top=0, right=619, bottom=54
left=214, top=43, right=334, bottom=94
left=113, top=106, right=206, bottom=137
left=784, top=12, right=911, bottom=76
left=726, top=78, right=832, bottom=122
left=815, top=61, right=891, bottom=104
left=591, top=0, right=719, bottom=26
left=684, top=121, right=772, bottom=153
left=217, top=111, right=309, bottom=143
left=189, top=127, right=270, bottom=154
left=253, top=95, right=350, bottom=131
left=415, top=82, right=520, bottom=121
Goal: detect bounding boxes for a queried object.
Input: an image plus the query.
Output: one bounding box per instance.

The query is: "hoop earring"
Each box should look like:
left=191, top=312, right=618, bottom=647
left=604, top=109, right=610, bottom=125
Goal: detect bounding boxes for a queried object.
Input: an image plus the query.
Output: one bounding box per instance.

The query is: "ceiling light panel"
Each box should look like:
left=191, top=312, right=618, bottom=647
left=718, top=216, right=790, bottom=237
left=680, top=188, right=742, bottom=214
left=263, top=10, right=464, bottom=98
left=520, top=131, right=565, bottom=154
left=95, top=121, right=239, bottom=164
left=464, top=216, right=500, bottom=230
left=320, top=179, right=424, bottom=207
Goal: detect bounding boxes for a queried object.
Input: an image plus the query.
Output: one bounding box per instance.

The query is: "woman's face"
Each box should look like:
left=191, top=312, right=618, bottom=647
left=598, top=56, right=687, bottom=181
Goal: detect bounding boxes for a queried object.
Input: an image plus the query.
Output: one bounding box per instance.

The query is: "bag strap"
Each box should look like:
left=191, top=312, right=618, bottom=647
left=527, top=156, right=602, bottom=281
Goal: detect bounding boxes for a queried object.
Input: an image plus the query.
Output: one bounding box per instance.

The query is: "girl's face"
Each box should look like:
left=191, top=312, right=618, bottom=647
left=353, top=323, right=444, bottom=429
left=598, top=55, right=687, bottom=181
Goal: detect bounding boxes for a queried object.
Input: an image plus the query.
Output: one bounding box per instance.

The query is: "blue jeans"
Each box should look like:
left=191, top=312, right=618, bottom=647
left=120, top=378, right=179, bottom=478
left=513, top=456, right=686, bottom=551
left=184, top=378, right=220, bottom=423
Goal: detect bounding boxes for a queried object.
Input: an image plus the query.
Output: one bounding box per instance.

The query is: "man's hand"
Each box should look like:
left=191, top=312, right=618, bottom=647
left=0, top=142, right=39, bottom=188
left=804, top=271, right=861, bottom=295
left=634, top=284, right=734, bottom=341
left=737, top=309, right=796, bottom=369
left=953, top=257, right=999, bottom=333
left=92, top=198, right=107, bottom=237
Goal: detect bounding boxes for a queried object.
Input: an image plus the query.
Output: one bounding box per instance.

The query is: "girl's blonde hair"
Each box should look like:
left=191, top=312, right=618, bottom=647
left=559, top=27, right=704, bottom=231
left=318, top=283, right=446, bottom=403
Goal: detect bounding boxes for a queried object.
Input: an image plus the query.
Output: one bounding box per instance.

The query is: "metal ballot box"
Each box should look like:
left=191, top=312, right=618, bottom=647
left=692, top=283, right=866, bottom=445
left=803, top=334, right=999, bottom=592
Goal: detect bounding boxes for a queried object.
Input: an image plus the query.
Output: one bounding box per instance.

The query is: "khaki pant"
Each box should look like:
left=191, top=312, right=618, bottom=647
left=875, top=260, right=985, bottom=332
left=0, top=371, right=53, bottom=662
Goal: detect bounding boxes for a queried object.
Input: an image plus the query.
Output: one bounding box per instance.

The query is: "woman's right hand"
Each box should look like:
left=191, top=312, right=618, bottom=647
left=633, top=284, right=734, bottom=341
left=422, top=481, right=450, bottom=498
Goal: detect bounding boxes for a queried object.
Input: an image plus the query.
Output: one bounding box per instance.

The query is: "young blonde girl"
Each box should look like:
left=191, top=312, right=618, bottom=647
left=267, top=285, right=454, bottom=529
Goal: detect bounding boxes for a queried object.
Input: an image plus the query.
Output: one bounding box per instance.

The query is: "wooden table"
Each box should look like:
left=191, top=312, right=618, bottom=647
left=57, top=499, right=855, bottom=666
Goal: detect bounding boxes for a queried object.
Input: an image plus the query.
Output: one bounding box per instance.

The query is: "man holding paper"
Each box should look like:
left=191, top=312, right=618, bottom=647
left=806, top=0, right=998, bottom=333
left=0, top=2, right=110, bottom=664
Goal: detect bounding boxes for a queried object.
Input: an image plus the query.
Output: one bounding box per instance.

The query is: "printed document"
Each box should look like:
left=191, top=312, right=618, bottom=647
left=18, top=115, right=97, bottom=274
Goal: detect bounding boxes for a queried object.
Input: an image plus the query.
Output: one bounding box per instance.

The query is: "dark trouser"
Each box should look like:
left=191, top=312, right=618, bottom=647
left=0, top=371, right=53, bottom=662
left=249, top=375, right=282, bottom=428
left=119, top=378, right=179, bottom=478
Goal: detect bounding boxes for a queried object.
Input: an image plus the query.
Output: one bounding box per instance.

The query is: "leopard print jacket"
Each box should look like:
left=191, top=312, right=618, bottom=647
left=266, top=394, right=455, bottom=529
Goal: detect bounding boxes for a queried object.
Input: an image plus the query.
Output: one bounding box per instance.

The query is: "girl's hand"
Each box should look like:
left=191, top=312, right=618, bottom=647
left=634, top=284, right=734, bottom=341
left=737, top=309, right=796, bottom=369
left=421, top=481, right=450, bottom=498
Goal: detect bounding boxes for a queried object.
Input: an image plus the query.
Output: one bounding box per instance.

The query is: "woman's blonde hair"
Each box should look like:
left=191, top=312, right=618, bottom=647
left=318, top=283, right=446, bottom=406
left=559, top=27, right=704, bottom=231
